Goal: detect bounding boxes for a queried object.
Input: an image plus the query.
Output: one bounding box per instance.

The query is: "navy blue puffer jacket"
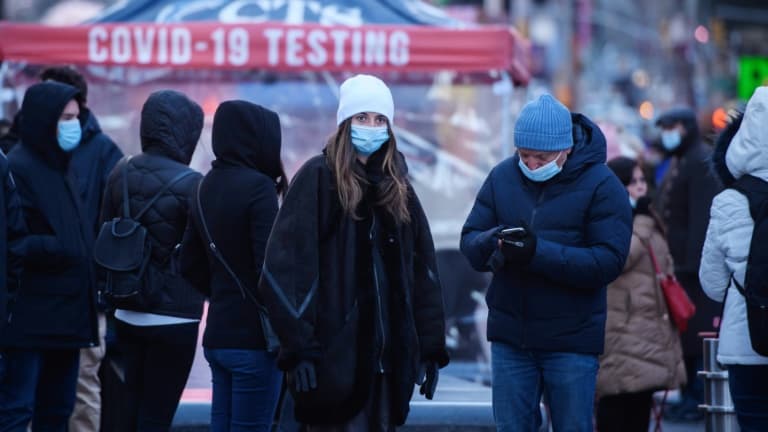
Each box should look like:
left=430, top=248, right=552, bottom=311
left=461, top=114, right=632, bottom=354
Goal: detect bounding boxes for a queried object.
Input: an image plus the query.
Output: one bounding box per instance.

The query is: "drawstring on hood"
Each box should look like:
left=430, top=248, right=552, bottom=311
left=19, top=81, right=81, bottom=172
left=140, top=90, right=203, bottom=165
left=211, top=100, right=283, bottom=182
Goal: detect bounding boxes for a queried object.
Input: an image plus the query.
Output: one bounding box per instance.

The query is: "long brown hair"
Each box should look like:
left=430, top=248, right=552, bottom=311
left=326, top=119, right=411, bottom=224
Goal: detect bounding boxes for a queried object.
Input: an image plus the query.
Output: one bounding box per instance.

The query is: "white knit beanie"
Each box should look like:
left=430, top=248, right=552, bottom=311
left=336, top=74, right=394, bottom=126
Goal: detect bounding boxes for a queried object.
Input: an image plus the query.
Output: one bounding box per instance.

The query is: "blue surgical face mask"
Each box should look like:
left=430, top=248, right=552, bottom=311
left=629, top=196, right=637, bottom=208
left=661, top=130, right=681, bottom=151
left=57, top=119, right=81, bottom=152
left=518, top=152, right=563, bottom=182
left=351, top=125, right=389, bottom=156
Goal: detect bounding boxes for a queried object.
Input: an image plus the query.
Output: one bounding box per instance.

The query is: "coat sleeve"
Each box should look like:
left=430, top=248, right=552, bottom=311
left=11, top=172, right=70, bottom=266
left=3, top=161, right=26, bottom=299
left=99, top=135, right=123, bottom=186
left=699, top=192, right=741, bottom=303
left=460, top=169, right=503, bottom=272
left=179, top=207, right=211, bottom=298
left=258, top=161, right=323, bottom=370
left=410, top=189, right=449, bottom=368
left=529, top=174, right=633, bottom=290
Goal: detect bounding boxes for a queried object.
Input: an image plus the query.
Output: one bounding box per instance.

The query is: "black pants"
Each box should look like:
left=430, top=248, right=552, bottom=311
left=727, top=364, right=768, bottom=432
left=115, top=320, right=199, bottom=432
left=596, top=390, right=654, bottom=432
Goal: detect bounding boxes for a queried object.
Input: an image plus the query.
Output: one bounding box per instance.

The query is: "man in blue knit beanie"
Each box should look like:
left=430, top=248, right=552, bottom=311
left=461, top=94, right=633, bottom=432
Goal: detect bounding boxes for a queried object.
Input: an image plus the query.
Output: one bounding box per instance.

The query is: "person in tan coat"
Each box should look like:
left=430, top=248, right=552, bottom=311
left=596, top=157, right=686, bottom=432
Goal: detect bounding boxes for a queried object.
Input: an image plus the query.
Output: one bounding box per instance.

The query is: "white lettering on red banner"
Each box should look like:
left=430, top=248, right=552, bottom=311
left=1, top=22, right=525, bottom=77
left=87, top=25, right=410, bottom=69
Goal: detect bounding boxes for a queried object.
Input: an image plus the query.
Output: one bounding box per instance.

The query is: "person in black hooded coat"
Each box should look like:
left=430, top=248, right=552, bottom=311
left=258, top=75, right=448, bottom=431
left=654, top=107, right=723, bottom=420
left=180, top=100, right=288, bottom=432
left=0, top=81, right=99, bottom=431
left=99, top=90, right=205, bottom=431
left=40, top=64, right=124, bottom=432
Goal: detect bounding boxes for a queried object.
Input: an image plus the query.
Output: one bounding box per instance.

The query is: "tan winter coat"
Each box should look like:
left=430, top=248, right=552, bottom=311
left=596, top=214, right=687, bottom=398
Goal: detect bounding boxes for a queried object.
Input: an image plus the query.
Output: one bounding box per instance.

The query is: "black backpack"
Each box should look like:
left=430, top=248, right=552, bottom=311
left=94, top=157, right=195, bottom=310
left=730, top=175, right=768, bottom=356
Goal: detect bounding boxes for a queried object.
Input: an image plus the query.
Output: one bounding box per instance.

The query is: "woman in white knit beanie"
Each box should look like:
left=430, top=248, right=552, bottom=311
left=259, top=74, right=449, bottom=431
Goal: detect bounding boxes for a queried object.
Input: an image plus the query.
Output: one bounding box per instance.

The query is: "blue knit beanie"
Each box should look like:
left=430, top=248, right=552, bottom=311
left=514, top=94, right=574, bottom=152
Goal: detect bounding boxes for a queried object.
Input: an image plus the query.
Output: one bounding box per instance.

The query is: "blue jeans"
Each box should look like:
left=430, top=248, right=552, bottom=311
left=0, top=349, right=80, bottom=432
left=727, top=364, right=768, bottom=432
left=491, top=342, right=599, bottom=432
left=204, top=348, right=282, bottom=432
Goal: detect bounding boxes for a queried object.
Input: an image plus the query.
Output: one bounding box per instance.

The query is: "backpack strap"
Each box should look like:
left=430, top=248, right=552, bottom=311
left=133, top=169, right=196, bottom=221
left=121, top=156, right=132, bottom=219
left=731, top=274, right=747, bottom=297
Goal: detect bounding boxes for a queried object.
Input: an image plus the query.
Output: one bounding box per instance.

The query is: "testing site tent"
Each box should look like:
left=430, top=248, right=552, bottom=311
left=0, top=0, right=530, bottom=373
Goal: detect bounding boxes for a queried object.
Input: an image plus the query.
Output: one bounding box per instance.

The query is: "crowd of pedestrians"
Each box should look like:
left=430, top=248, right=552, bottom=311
left=0, top=64, right=765, bottom=432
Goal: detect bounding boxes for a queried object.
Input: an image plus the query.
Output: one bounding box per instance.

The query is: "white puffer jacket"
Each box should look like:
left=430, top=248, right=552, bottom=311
left=699, top=86, right=768, bottom=365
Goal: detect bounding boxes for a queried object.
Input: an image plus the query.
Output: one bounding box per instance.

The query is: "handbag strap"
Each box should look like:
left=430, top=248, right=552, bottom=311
left=641, top=238, right=667, bottom=317
left=643, top=239, right=663, bottom=277
left=195, top=181, right=265, bottom=310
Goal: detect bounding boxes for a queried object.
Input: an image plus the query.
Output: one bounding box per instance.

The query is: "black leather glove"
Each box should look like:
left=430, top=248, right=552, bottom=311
left=416, top=361, right=439, bottom=400
left=290, top=361, right=317, bottom=393
left=498, top=223, right=537, bottom=265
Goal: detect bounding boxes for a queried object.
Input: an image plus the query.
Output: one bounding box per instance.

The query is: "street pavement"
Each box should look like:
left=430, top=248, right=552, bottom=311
left=172, top=351, right=706, bottom=431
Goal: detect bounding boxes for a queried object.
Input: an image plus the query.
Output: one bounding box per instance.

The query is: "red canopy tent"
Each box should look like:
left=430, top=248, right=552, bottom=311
left=0, top=1, right=530, bottom=251
left=0, top=0, right=531, bottom=403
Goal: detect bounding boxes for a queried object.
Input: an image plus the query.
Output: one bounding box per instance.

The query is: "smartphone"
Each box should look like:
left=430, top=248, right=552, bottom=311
left=500, top=227, right=526, bottom=237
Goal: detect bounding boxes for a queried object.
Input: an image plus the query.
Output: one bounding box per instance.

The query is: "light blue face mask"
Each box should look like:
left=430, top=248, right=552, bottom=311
left=661, top=130, right=681, bottom=151
left=351, top=125, right=389, bottom=156
left=518, top=152, right=563, bottom=182
left=629, top=196, right=637, bottom=208
left=57, top=118, right=82, bottom=152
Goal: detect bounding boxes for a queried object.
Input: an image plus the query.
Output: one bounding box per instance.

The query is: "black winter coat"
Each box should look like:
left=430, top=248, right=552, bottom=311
left=259, top=152, right=449, bottom=426
left=100, top=90, right=204, bottom=319
left=654, top=110, right=723, bottom=354
left=0, top=151, right=26, bottom=330
left=180, top=100, right=282, bottom=350
left=1, top=82, right=99, bottom=349
left=70, top=109, right=123, bottom=234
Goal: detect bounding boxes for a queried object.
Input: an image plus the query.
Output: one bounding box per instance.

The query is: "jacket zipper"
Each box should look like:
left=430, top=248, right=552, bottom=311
left=370, top=214, right=386, bottom=373
left=521, top=189, right=545, bottom=348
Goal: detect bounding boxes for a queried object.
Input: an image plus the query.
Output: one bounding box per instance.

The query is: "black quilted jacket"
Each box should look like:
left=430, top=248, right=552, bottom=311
left=99, top=90, right=204, bottom=318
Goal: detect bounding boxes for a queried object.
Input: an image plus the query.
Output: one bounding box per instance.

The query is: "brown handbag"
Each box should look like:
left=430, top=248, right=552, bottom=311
left=645, top=241, right=696, bottom=333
